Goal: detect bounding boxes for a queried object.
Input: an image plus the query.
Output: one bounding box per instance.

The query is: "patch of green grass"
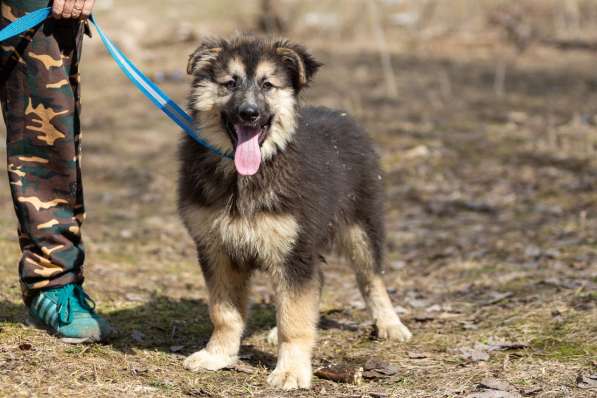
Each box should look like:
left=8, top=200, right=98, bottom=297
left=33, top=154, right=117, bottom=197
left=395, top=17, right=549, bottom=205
left=247, top=304, right=276, bottom=332
left=530, top=337, right=593, bottom=361
left=148, top=379, right=176, bottom=391
left=528, top=312, right=597, bottom=362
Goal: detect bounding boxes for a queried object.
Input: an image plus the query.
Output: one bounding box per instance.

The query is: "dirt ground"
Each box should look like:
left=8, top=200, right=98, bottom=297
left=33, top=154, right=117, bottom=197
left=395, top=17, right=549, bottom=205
left=0, top=1, right=596, bottom=397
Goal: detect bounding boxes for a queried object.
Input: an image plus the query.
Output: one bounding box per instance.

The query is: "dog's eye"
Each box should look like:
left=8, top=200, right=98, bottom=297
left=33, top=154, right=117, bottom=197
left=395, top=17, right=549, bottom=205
left=262, top=81, right=274, bottom=90
left=223, top=78, right=238, bottom=90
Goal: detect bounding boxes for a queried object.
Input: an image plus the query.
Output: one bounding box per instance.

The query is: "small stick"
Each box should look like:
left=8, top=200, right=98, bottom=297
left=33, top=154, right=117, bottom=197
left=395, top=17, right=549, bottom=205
left=315, top=365, right=364, bottom=385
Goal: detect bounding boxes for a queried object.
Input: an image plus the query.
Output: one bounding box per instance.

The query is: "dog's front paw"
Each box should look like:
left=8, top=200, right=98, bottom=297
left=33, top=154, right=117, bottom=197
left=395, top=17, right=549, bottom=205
left=183, top=349, right=237, bottom=371
left=376, top=321, right=412, bottom=342
left=267, top=364, right=312, bottom=390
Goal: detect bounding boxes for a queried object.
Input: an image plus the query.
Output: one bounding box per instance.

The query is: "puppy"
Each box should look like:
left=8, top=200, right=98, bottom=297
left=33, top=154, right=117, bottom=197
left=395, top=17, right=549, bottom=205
left=178, top=36, right=411, bottom=390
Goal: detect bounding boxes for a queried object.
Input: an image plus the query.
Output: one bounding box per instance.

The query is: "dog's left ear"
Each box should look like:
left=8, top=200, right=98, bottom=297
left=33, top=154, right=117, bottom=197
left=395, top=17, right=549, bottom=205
left=275, top=41, right=322, bottom=91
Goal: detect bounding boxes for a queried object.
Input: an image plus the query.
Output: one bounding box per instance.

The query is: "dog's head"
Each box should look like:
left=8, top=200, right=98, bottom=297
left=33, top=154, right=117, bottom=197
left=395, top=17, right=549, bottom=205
left=187, top=36, right=321, bottom=176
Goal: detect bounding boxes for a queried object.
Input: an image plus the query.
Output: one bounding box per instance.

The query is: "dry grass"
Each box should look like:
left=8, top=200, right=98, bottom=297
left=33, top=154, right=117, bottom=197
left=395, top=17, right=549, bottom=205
left=1, top=1, right=596, bottom=397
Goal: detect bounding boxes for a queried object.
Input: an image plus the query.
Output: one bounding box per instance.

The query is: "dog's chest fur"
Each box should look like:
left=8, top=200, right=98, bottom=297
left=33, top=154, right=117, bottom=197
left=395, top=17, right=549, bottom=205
left=180, top=159, right=301, bottom=270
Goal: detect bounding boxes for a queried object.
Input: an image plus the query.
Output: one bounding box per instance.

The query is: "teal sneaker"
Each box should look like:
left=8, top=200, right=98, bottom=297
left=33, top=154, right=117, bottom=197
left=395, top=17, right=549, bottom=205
left=28, top=284, right=113, bottom=343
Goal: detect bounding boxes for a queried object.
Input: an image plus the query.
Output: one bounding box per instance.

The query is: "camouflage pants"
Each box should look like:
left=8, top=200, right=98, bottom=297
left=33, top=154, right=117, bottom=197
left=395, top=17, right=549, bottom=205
left=1, top=0, right=86, bottom=304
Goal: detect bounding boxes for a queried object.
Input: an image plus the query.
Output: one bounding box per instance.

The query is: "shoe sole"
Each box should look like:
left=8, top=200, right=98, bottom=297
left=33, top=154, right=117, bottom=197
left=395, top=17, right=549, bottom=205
left=25, top=316, right=98, bottom=344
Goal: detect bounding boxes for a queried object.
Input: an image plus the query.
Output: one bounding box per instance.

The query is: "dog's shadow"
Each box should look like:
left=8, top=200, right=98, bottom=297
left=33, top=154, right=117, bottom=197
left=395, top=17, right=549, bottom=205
left=0, top=295, right=357, bottom=369
left=0, top=295, right=277, bottom=368
left=101, top=295, right=280, bottom=368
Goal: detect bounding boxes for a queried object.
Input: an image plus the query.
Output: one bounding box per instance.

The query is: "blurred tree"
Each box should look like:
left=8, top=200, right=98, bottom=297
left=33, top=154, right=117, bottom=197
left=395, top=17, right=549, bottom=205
left=257, top=0, right=287, bottom=35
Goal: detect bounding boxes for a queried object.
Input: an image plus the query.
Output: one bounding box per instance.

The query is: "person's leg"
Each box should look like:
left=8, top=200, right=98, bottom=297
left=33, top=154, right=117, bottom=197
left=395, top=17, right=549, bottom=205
left=1, top=0, right=110, bottom=342
left=1, top=0, right=85, bottom=303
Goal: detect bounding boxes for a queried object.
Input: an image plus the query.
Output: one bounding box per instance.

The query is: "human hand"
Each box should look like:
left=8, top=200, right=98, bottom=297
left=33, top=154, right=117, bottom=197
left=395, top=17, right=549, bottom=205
left=52, top=0, right=96, bottom=19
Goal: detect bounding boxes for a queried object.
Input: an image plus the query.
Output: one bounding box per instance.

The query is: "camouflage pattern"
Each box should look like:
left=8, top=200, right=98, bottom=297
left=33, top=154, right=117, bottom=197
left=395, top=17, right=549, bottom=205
left=0, top=0, right=86, bottom=304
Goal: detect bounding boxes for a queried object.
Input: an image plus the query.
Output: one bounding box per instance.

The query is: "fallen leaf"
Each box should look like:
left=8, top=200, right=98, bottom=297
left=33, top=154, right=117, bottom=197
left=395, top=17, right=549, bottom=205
left=521, top=387, right=542, bottom=396
left=404, top=292, right=431, bottom=309
left=319, top=317, right=359, bottom=331
left=460, top=345, right=490, bottom=362
left=465, top=391, right=520, bottom=398
left=486, top=342, right=528, bottom=351
left=479, top=377, right=518, bottom=393
left=426, top=304, right=442, bottom=312
left=544, top=248, right=560, bottom=258
left=18, top=343, right=32, bottom=351
left=362, top=358, right=398, bottom=378
left=482, top=292, right=513, bottom=306
left=541, top=278, right=582, bottom=290
left=576, top=374, right=597, bottom=389
left=407, top=351, right=428, bottom=359
left=461, top=320, right=480, bottom=330
left=439, top=312, right=463, bottom=320
left=524, top=245, right=542, bottom=259
left=183, top=387, right=215, bottom=397
left=130, top=365, right=149, bottom=376
left=414, top=313, right=436, bottom=322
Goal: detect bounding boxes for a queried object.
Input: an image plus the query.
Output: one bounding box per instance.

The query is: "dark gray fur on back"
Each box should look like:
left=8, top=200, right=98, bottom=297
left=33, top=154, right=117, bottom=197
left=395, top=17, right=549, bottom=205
left=178, top=106, right=385, bottom=286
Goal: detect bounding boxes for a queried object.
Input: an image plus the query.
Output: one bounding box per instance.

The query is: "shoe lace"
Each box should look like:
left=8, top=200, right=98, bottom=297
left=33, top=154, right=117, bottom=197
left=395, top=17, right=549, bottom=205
left=56, top=284, right=96, bottom=324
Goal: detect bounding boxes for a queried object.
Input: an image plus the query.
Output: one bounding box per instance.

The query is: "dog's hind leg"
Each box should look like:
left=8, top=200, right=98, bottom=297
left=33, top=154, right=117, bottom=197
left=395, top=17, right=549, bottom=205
left=267, top=264, right=322, bottom=390
left=184, top=252, right=250, bottom=372
left=339, top=224, right=412, bottom=341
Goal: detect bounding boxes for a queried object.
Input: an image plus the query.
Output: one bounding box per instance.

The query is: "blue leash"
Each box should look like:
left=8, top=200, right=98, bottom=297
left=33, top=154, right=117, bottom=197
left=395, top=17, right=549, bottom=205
left=0, top=7, right=231, bottom=159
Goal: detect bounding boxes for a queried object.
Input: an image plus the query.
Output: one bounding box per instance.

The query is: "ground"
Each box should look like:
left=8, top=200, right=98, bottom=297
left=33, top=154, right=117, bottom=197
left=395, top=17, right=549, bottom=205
left=0, top=1, right=596, bottom=397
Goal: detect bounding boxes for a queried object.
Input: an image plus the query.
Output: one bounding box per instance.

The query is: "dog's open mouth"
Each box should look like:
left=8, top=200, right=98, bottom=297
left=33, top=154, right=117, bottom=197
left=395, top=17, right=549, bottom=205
left=223, top=115, right=272, bottom=176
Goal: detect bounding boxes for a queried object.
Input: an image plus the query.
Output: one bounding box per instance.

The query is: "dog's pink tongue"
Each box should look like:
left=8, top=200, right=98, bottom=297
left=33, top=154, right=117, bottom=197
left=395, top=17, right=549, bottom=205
left=234, top=126, right=262, bottom=176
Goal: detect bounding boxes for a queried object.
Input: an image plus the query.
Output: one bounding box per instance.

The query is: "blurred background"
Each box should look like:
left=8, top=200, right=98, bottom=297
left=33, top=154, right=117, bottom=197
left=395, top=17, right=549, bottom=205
left=0, top=1, right=596, bottom=397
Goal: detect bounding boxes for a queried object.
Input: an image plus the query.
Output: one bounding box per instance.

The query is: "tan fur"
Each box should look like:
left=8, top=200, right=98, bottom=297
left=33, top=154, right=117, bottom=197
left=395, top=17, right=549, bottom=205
left=180, top=205, right=299, bottom=272
left=255, top=60, right=284, bottom=87
left=187, top=47, right=221, bottom=75
left=338, top=225, right=412, bottom=341
left=190, top=57, right=298, bottom=161
left=227, top=57, right=246, bottom=79
left=267, top=275, right=321, bottom=390
left=181, top=205, right=305, bottom=377
left=276, top=47, right=307, bottom=86
left=262, top=87, right=297, bottom=160
left=184, top=253, right=249, bottom=371
left=191, top=77, right=234, bottom=153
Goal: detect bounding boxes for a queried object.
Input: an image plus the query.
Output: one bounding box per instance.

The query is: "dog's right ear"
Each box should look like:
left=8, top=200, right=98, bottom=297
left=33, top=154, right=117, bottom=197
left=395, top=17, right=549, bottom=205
left=187, top=41, right=224, bottom=75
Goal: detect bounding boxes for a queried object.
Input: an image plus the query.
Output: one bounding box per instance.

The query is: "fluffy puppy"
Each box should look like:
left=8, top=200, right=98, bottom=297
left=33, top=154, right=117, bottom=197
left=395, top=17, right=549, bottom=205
left=178, top=36, right=411, bottom=390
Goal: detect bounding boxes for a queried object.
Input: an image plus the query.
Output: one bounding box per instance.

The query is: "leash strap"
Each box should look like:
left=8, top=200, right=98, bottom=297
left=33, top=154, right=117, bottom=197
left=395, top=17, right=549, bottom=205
left=0, top=7, right=50, bottom=41
left=0, top=7, right=231, bottom=159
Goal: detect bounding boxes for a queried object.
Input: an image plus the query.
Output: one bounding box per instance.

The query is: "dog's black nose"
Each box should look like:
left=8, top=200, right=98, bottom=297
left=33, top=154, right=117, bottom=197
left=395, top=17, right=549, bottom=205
left=239, top=104, right=260, bottom=122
